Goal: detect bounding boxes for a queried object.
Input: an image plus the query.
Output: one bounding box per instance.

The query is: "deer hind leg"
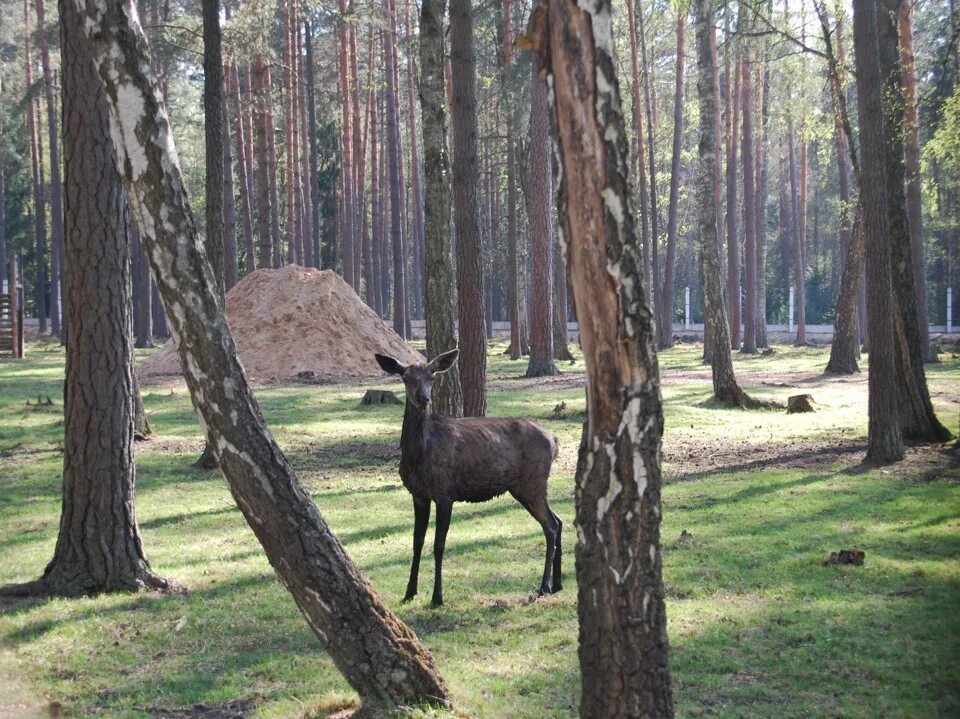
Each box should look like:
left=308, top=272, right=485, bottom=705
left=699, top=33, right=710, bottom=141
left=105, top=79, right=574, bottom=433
left=431, top=499, right=453, bottom=607
left=549, top=508, right=562, bottom=592
left=512, top=490, right=558, bottom=596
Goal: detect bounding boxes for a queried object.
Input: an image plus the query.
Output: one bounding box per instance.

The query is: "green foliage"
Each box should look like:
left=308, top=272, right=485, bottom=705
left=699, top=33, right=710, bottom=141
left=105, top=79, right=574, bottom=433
left=0, top=341, right=958, bottom=717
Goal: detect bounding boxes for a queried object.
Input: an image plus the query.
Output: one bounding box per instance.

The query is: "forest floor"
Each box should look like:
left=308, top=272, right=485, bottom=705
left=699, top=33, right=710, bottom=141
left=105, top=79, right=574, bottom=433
left=0, top=338, right=958, bottom=718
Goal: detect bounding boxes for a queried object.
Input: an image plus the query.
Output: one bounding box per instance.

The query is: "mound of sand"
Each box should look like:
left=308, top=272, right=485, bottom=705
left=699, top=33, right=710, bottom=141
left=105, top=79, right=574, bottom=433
left=138, top=265, right=422, bottom=381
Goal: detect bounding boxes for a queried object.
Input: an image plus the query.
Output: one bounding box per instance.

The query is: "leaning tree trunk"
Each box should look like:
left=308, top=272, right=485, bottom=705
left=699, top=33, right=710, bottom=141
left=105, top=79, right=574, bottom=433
left=420, top=0, right=463, bottom=417
left=2, top=0, right=175, bottom=597
left=876, top=0, right=951, bottom=442
left=525, top=55, right=557, bottom=378
left=852, top=0, right=904, bottom=464
left=73, top=0, right=451, bottom=714
left=538, top=0, right=674, bottom=713
left=695, top=0, right=755, bottom=408
left=449, top=0, right=487, bottom=416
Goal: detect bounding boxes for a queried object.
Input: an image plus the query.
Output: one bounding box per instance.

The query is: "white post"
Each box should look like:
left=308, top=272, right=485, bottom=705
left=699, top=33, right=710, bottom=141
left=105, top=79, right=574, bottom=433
left=684, top=286, right=691, bottom=330
left=789, top=286, right=795, bottom=333
left=949, top=287, right=954, bottom=333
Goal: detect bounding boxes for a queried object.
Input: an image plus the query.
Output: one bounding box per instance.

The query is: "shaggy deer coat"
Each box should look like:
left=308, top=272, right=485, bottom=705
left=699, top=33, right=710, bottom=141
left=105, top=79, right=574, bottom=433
left=376, top=350, right=562, bottom=606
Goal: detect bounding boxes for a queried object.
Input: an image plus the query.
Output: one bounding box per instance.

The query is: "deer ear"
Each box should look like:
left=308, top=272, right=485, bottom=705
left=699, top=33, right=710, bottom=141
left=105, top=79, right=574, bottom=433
left=375, top=354, right=406, bottom=376
left=428, top=348, right=459, bottom=375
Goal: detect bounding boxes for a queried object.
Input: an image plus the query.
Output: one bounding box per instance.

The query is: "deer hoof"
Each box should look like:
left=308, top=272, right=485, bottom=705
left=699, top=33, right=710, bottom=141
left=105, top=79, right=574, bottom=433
left=551, top=580, right=563, bottom=593
left=430, top=596, right=443, bottom=608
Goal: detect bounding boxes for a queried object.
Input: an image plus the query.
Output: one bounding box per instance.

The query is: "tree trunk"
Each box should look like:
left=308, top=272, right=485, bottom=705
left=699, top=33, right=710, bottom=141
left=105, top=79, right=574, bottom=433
left=898, top=0, right=929, bottom=361
left=254, top=60, right=274, bottom=270
left=876, top=0, right=951, bottom=442
left=24, top=0, right=47, bottom=334
left=405, top=0, right=426, bottom=321
left=637, top=0, right=661, bottom=322
left=553, top=232, right=574, bottom=361
left=305, top=20, right=321, bottom=268
left=222, top=62, right=239, bottom=289
left=449, top=0, right=487, bottom=416
left=696, top=0, right=756, bottom=408
left=544, top=0, right=674, bottom=711
left=284, top=0, right=299, bottom=266
left=725, top=22, right=741, bottom=349
left=525, top=55, right=557, bottom=378
left=231, top=61, right=256, bottom=275
left=754, top=53, right=769, bottom=349
left=371, top=88, right=383, bottom=315
left=420, top=0, right=464, bottom=416
left=659, top=8, right=685, bottom=349
left=350, top=14, right=364, bottom=289
left=265, top=65, right=283, bottom=268
left=4, top=0, right=173, bottom=597
left=852, top=0, right=904, bottom=464
left=36, top=0, right=64, bottom=339
left=132, top=223, right=153, bottom=347
left=384, top=13, right=409, bottom=339
left=72, top=0, right=453, bottom=712
left=740, top=27, right=757, bottom=355
left=787, top=117, right=806, bottom=345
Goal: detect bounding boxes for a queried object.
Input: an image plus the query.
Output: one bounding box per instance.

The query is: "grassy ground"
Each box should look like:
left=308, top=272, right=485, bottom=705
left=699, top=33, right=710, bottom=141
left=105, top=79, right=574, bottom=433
left=0, top=337, right=958, bottom=718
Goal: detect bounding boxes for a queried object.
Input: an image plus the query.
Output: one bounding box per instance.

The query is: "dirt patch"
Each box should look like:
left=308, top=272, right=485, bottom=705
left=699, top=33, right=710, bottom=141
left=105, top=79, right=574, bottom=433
left=138, top=266, right=422, bottom=383
left=139, top=699, right=255, bottom=718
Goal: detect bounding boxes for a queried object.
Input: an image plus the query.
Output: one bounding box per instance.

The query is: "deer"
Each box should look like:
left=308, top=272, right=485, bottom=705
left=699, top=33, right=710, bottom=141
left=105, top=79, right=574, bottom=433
left=375, top=349, right=562, bottom=607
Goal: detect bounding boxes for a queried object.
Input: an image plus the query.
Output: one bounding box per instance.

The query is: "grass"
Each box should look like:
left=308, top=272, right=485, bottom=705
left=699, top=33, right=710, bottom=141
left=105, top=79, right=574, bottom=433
left=0, top=337, right=958, bottom=718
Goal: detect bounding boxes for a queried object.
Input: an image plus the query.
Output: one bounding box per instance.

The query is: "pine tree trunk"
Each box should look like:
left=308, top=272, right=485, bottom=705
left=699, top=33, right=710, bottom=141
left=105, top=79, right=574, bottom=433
left=525, top=55, right=557, bottom=378
left=384, top=13, right=409, bottom=339
left=222, top=59, right=239, bottom=289
left=419, top=0, right=463, bottom=416
left=9, top=0, right=173, bottom=597
left=740, top=29, right=757, bottom=354
left=132, top=222, right=153, bottom=347
left=24, top=0, right=47, bottom=334
left=502, top=0, right=525, bottom=360
left=754, top=54, right=769, bottom=349
left=637, top=0, right=661, bottom=322
left=254, top=60, right=274, bottom=269
left=265, top=66, right=283, bottom=268
left=231, top=61, right=256, bottom=274
left=405, top=0, right=426, bottom=320
left=877, top=0, right=951, bottom=442
left=659, top=8, right=685, bottom=349
left=544, top=0, right=674, bottom=711
left=898, top=0, right=929, bottom=361
left=371, top=88, right=383, bottom=315
left=696, top=0, right=756, bottom=408
left=725, top=33, right=741, bottom=349
left=787, top=117, right=806, bottom=345
left=304, top=19, right=321, bottom=268
left=36, top=0, right=64, bottom=339
left=852, top=0, right=904, bottom=464
left=553, top=233, right=574, bottom=361
left=71, top=1, right=453, bottom=712
left=449, top=0, right=487, bottom=415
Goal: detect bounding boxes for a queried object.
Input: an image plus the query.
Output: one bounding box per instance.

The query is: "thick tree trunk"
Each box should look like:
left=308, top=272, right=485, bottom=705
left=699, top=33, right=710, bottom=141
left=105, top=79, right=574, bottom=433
left=852, top=0, right=904, bottom=464
left=72, top=0, right=452, bottom=713
left=659, top=9, right=685, bottom=349
left=898, top=1, right=929, bottom=361
left=525, top=56, right=557, bottom=378
left=420, top=0, right=463, bottom=417
left=4, top=0, right=173, bottom=597
left=36, top=0, right=64, bottom=339
left=544, top=0, right=674, bottom=712
left=449, top=0, right=487, bottom=416
left=876, top=0, right=951, bottom=443
left=696, top=0, right=756, bottom=408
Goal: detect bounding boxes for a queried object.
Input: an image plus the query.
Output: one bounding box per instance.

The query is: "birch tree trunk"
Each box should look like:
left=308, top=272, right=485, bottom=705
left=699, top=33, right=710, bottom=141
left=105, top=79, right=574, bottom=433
left=540, top=0, right=674, bottom=711
left=70, top=0, right=451, bottom=713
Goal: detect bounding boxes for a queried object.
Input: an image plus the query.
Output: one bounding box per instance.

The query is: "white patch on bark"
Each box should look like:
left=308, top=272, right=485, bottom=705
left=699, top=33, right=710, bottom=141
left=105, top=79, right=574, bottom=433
left=649, top=544, right=656, bottom=565
left=306, top=587, right=332, bottom=615
left=217, top=436, right=276, bottom=502
left=115, top=82, right=148, bottom=178
left=609, top=566, right=621, bottom=584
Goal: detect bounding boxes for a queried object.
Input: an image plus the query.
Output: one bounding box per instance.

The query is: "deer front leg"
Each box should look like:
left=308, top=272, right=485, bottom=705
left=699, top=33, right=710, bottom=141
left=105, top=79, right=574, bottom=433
left=431, top=499, right=453, bottom=607
left=403, top=496, right=431, bottom=602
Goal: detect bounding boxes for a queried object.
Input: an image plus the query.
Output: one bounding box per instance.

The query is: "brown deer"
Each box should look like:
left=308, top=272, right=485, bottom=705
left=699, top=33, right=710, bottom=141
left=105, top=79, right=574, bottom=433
left=375, top=349, right=562, bottom=607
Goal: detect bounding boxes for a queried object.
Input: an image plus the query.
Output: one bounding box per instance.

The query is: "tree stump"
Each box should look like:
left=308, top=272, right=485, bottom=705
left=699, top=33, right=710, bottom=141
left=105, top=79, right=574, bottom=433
left=786, top=394, right=816, bottom=413
left=360, top=389, right=402, bottom=406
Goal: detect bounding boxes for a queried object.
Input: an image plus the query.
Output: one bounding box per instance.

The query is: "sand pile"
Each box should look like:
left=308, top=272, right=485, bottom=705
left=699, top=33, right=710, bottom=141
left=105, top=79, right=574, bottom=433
left=138, top=265, right=422, bottom=381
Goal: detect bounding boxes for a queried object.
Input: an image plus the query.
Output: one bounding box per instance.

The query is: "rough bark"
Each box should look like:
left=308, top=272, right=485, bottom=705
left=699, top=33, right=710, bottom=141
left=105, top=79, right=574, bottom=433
left=696, top=0, right=757, bottom=408
left=2, top=0, right=173, bottom=597
left=36, top=0, right=65, bottom=338
left=544, top=0, right=674, bottom=712
left=71, top=0, right=451, bottom=712
left=852, top=0, right=904, bottom=464
left=449, top=0, right=487, bottom=416
left=898, top=1, right=929, bottom=361
left=525, top=56, right=557, bottom=377
left=877, top=0, right=951, bottom=442
left=420, top=0, right=463, bottom=417
left=659, top=9, right=685, bottom=349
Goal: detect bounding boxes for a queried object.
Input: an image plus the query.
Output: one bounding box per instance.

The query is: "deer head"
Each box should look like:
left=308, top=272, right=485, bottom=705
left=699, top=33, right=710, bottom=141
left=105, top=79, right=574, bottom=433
left=375, top=349, right=459, bottom=410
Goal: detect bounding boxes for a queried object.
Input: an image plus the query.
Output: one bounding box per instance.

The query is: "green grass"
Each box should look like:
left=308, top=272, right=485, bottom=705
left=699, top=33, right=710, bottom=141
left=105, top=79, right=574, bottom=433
left=1, top=338, right=958, bottom=718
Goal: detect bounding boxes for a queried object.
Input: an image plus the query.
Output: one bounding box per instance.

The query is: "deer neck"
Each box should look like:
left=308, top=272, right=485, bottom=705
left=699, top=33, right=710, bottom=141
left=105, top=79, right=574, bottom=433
left=401, top=400, right=429, bottom=464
